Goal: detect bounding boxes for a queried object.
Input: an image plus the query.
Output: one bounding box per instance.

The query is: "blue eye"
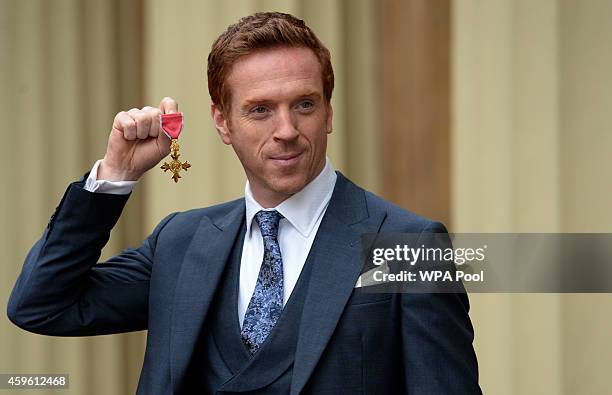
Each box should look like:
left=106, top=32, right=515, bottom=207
left=298, top=101, right=314, bottom=110
left=252, top=106, right=268, bottom=114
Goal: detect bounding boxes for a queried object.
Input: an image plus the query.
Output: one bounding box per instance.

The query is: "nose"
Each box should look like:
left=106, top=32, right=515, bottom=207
left=273, top=107, right=300, bottom=142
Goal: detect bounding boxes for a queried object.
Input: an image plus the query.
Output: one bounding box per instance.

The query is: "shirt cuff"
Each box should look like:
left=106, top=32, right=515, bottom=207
left=84, top=159, right=138, bottom=195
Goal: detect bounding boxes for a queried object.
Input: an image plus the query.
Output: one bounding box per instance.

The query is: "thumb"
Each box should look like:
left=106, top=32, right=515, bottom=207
left=156, top=127, right=172, bottom=156
left=159, top=96, right=179, bottom=114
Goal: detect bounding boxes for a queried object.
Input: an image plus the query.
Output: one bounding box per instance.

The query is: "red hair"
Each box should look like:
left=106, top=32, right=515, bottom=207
left=207, top=12, right=334, bottom=111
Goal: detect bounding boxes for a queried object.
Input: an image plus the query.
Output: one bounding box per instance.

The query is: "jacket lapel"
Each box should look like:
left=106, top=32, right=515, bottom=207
left=290, top=173, right=386, bottom=395
left=169, top=200, right=245, bottom=394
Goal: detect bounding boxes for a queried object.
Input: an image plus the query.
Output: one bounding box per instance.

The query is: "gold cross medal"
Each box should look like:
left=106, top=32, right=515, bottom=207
left=160, top=112, right=191, bottom=182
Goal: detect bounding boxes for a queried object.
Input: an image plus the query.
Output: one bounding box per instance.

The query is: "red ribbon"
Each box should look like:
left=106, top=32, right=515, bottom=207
left=160, top=113, right=183, bottom=139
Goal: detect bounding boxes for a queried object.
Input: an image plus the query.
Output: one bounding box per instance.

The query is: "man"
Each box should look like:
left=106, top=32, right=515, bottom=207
left=8, top=12, right=480, bottom=394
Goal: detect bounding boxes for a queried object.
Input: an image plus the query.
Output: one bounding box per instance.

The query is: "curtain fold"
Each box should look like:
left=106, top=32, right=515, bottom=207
left=1, top=1, right=379, bottom=393
left=4, top=0, right=612, bottom=394
left=1, top=0, right=145, bottom=394
left=453, top=1, right=612, bottom=394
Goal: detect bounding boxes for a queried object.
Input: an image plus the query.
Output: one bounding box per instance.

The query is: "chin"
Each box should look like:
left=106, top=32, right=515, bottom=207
left=268, top=175, right=309, bottom=196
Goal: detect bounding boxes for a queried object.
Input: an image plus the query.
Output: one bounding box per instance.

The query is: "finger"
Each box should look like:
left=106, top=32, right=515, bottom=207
left=142, top=106, right=162, bottom=137
left=128, top=108, right=150, bottom=140
left=159, top=96, right=179, bottom=114
left=114, top=111, right=137, bottom=140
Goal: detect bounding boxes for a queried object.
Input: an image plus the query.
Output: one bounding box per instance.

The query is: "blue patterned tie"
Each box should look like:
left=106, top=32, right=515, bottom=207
left=241, top=210, right=284, bottom=354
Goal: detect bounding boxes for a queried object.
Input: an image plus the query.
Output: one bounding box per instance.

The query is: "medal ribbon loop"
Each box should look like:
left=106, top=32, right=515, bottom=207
left=160, top=113, right=183, bottom=139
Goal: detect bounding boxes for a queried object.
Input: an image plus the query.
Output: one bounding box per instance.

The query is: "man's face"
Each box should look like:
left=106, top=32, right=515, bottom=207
left=211, top=46, right=333, bottom=207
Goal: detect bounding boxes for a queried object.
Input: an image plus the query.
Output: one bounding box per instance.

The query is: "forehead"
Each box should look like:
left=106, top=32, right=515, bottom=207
left=226, top=46, right=323, bottom=104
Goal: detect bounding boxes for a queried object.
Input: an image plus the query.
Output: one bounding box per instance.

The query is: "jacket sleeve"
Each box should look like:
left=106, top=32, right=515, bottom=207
left=6, top=176, right=176, bottom=336
left=401, top=221, right=482, bottom=394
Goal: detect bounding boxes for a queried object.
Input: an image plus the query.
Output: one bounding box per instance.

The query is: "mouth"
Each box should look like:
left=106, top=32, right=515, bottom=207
left=269, top=152, right=303, bottom=166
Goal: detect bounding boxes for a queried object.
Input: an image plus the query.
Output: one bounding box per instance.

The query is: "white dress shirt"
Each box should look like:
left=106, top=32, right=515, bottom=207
left=239, top=159, right=336, bottom=327
left=84, top=157, right=337, bottom=328
left=85, top=159, right=138, bottom=195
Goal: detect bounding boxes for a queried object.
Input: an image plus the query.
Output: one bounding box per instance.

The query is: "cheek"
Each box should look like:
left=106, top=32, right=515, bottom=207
left=298, top=116, right=327, bottom=143
left=308, top=126, right=329, bottom=151
left=231, top=121, right=266, bottom=149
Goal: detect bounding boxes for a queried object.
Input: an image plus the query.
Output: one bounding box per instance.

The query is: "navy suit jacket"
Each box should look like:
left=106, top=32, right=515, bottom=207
left=8, top=172, right=481, bottom=394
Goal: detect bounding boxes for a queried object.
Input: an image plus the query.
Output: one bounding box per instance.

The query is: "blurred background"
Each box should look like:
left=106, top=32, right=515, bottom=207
left=1, top=0, right=611, bottom=394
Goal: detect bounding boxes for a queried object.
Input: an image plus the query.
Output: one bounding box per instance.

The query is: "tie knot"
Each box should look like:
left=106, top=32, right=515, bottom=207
left=255, top=210, right=283, bottom=238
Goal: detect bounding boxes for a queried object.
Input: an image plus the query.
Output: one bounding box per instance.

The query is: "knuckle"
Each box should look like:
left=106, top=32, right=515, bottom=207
left=123, top=127, right=135, bottom=139
left=121, top=119, right=136, bottom=131
left=133, top=112, right=147, bottom=122
left=143, top=107, right=162, bottom=121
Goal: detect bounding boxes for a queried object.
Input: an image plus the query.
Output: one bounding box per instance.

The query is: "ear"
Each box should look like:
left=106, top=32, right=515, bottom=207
left=211, top=103, right=232, bottom=145
left=325, top=103, right=334, bottom=134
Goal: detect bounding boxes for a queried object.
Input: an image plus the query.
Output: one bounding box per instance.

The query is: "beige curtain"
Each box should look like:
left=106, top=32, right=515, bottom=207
left=0, top=0, right=146, bottom=394
left=0, top=0, right=378, bottom=394
left=7, top=0, right=611, bottom=394
left=453, top=0, right=612, bottom=394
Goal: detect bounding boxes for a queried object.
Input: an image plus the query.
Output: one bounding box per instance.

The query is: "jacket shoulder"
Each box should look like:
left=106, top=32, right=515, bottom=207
left=335, top=172, right=445, bottom=233
left=156, top=197, right=244, bottom=232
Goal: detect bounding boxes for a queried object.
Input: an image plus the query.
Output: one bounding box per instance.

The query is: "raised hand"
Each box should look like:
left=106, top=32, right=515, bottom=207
left=98, top=97, right=179, bottom=181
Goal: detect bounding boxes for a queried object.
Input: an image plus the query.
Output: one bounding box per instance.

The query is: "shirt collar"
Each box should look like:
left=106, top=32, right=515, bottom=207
left=244, top=157, right=337, bottom=238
